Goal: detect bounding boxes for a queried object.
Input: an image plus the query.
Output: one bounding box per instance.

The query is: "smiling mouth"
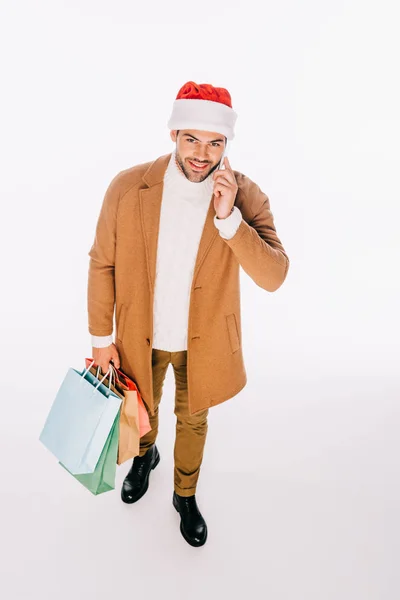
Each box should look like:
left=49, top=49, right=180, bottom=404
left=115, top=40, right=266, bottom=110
left=188, top=160, right=209, bottom=171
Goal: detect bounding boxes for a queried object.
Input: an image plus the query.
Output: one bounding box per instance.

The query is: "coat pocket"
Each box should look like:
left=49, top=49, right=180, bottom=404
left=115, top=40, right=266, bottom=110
left=226, top=313, right=240, bottom=353
left=117, top=304, right=127, bottom=341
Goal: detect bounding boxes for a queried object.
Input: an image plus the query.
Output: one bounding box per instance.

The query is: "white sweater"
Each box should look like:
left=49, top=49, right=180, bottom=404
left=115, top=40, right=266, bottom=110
left=91, top=150, right=243, bottom=350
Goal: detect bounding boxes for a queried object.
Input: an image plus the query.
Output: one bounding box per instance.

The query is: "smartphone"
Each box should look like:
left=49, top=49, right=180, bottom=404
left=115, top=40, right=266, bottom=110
left=219, top=140, right=229, bottom=170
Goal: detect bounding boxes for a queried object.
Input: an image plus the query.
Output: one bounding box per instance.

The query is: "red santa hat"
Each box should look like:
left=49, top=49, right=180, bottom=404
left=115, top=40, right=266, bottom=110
left=167, top=81, right=238, bottom=140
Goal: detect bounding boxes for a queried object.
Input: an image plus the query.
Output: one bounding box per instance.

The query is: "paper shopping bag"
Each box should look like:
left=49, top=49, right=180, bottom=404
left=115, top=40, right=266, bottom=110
left=87, top=364, right=139, bottom=464
left=117, top=387, right=141, bottom=464
left=60, top=411, right=120, bottom=495
left=85, top=359, right=152, bottom=465
left=85, top=359, right=152, bottom=437
left=39, top=360, right=122, bottom=474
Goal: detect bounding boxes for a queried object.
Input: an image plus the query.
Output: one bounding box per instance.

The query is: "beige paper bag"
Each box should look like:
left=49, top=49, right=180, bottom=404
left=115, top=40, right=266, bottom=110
left=116, top=388, right=141, bottom=465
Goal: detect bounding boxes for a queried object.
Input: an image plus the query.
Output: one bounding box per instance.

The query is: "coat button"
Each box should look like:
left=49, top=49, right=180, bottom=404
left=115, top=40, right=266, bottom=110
left=146, top=338, right=150, bottom=346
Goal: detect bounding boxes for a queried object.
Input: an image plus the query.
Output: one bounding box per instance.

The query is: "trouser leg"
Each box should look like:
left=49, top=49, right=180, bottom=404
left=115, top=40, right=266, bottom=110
left=171, top=351, right=209, bottom=496
left=138, top=349, right=170, bottom=457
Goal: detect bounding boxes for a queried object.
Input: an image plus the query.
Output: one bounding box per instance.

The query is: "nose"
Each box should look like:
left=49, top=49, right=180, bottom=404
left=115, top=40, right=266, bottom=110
left=193, top=146, right=209, bottom=162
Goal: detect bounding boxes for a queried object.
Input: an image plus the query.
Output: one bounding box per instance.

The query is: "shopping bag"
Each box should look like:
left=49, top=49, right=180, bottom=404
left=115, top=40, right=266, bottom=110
left=86, top=363, right=139, bottom=463
left=39, top=360, right=122, bottom=474
left=85, top=359, right=152, bottom=465
left=117, top=384, right=141, bottom=464
left=60, top=411, right=120, bottom=495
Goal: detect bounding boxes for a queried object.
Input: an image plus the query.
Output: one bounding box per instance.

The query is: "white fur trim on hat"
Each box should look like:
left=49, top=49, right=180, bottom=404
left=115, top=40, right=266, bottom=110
left=167, top=98, right=237, bottom=140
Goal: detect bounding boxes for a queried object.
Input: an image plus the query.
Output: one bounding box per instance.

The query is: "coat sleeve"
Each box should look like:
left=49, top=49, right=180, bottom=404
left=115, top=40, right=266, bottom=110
left=87, top=175, right=121, bottom=336
left=222, top=178, right=290, bottom=292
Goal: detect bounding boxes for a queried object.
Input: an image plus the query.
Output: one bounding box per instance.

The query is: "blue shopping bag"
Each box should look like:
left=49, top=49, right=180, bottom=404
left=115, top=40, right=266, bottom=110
left=60, top=410, right=120, bottom=495
left=39, top=360, right=122, bottom=475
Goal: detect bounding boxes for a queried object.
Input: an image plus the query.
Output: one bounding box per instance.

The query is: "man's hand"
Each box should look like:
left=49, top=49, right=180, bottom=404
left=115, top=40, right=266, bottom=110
left=92, top=343, right=121, bottom=375
left=212, top=156, right=238, bottom=219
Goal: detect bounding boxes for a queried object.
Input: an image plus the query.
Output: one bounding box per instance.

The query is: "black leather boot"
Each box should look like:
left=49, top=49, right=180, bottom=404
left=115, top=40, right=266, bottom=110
left=173, top=491, right=208, bottom=547
left=121, top=444, right=160, bottom=503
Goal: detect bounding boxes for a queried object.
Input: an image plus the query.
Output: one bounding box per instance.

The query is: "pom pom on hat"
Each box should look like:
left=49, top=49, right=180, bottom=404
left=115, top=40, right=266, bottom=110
left=176, top=81, right=233, bottom=108
left=167, top=80, right=237, bottom=140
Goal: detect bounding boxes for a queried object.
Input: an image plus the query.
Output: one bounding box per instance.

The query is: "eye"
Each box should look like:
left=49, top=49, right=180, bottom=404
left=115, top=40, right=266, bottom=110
left=211, top=142, right=221, bottom=147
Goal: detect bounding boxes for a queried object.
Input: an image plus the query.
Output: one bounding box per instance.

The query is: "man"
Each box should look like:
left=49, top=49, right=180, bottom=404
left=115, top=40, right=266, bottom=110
left=87, top=81, right=290, bottom=547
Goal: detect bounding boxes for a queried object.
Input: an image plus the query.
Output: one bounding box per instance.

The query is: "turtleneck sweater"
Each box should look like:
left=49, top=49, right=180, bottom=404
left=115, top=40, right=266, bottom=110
left=91, top=150, right=243, bottom=350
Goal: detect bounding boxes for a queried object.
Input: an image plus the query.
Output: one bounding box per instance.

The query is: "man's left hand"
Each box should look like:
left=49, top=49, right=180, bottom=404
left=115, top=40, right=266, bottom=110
left=213, top=157, right=238, bottom=219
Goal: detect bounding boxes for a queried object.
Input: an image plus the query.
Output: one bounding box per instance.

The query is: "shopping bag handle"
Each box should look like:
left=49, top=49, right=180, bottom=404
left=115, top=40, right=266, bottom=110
left=95, top=363, right=122, bottom=386
left=84, top=357, right=138, bottom=392
left=85, top=358, right=122, bottom=385
left=81, top=359, right=116, bottom=393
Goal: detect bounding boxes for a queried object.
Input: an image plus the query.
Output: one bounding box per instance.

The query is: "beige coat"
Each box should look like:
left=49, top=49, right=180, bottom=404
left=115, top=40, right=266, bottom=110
left=87, top=152, right=290, bottom=416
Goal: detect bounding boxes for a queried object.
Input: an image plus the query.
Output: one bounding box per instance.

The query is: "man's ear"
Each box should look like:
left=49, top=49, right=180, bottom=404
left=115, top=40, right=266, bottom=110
left=170, top=130, right=178, bottom=142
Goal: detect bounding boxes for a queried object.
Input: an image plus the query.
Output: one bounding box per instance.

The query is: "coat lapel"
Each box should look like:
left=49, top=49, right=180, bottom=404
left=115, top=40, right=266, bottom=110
left=139, top=152, right=219, bottom=293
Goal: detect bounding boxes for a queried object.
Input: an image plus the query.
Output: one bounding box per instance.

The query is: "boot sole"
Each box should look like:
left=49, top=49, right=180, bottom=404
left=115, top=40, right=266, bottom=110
left=121, top=449, right=160, bottom=504
left=173, top=494, right=208, bottom=547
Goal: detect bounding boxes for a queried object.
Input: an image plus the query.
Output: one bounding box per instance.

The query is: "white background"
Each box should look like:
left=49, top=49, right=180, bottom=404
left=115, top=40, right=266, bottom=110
left=1, top=1, right=399, bottom=598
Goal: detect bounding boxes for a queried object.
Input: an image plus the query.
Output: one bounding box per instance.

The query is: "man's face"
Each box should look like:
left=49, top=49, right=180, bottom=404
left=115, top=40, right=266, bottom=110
left=170, top=129, right=226, bottom=183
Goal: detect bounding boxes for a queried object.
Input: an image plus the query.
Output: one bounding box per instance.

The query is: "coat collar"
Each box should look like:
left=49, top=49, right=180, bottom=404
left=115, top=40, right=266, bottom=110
left=139, top=152, right=219, bottom=293
left=142, top=152, right=172, bottom=187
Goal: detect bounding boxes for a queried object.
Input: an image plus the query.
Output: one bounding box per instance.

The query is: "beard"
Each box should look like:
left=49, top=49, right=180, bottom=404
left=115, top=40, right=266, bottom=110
left=175, top=150, right=220, bottom=182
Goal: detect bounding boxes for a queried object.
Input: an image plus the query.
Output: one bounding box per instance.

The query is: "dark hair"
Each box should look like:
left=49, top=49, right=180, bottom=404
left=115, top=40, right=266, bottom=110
left=176, top=129, right=227, bottom=144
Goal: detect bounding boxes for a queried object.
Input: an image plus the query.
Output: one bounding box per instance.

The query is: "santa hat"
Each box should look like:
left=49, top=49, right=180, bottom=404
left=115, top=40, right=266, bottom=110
left=167, top=81, right=237, bottom=140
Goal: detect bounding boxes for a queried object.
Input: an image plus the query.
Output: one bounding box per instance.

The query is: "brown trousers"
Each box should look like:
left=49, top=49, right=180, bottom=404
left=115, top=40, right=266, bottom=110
left=138, top=348, right=209, bottom=497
